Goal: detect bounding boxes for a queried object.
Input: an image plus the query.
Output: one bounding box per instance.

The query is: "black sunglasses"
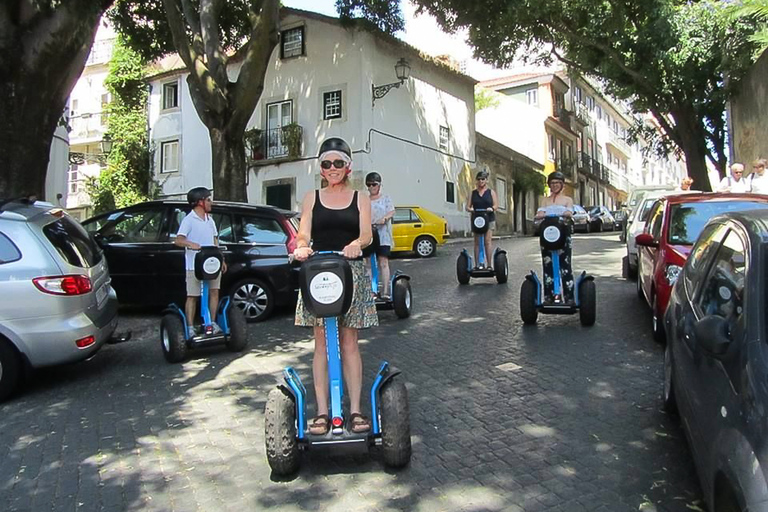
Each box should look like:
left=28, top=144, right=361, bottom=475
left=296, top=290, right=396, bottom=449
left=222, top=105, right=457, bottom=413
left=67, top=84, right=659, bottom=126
left=320, top=159, right=347, bottom=170
left=366, top=182, right=380, bottom=187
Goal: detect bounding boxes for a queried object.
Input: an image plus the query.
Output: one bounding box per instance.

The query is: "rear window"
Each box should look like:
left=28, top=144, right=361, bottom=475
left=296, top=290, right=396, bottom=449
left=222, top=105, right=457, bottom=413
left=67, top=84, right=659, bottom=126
left=668, top=201, right=768, bottom=245
left=43, top=216, right=102, bottom=268
left=0, top=232, right=21, bottom=264
left=574, top=205, right=586, bottom=214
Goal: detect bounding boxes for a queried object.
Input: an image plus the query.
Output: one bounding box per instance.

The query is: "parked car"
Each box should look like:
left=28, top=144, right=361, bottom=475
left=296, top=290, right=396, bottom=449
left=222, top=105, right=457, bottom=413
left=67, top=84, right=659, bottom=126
left=663, top=209, right=768, bottom=512
left=82, top=200, right=298, bottom=322
left=635, top=193, right=768, bottom=342
left=0, top=199, right=119, bottom=401
left=625, top=185, right=677, bottom=213
left=610, top=209, right=626, bottom=232
left=584, top=205, right=615, bottom=232
left=391, top=206, right=449, bottom=257
left=626, top=189, right=679, bottom=278
left=572, top=205, right=590, bottom=233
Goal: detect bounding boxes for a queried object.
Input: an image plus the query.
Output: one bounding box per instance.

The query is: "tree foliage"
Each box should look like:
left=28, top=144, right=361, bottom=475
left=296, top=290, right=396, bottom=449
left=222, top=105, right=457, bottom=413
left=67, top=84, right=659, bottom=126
left=475, top=87, right=500, bottom=112
left=343, top=0, right=760, bottom=191
left=727, top=0, right=768, bottom=59
left=0, top=0, right=113, bottom=199
left=110, top=0, right=280, bottom=202
left=86, top=36, right=153, bottom=214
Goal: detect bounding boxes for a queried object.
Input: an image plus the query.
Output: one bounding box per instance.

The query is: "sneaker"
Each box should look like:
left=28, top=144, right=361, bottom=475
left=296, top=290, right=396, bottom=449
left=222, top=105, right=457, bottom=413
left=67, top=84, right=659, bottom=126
left=211, top=322, right=223, bottom=334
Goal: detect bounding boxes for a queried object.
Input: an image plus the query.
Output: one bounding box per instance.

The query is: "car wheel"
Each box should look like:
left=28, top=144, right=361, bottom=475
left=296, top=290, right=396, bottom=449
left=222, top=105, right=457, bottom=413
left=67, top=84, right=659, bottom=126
left=663, top=342, right=678, bottom=415
left=652, top=293, right=666, bottom=343
left=379, top=379, right=412, bottom=468
left=161, top=314, right=188, bottom=363
left=264, top=387, right=300, bottom=475
left=231, top=278, right=274, bottom=322
left=392, top=278, right=412, bottom=319
left=0, top=341, right=21, bottom=402
left=414, top=236, right=436, bottom=258
left=225, top=306, right=248, bottom=352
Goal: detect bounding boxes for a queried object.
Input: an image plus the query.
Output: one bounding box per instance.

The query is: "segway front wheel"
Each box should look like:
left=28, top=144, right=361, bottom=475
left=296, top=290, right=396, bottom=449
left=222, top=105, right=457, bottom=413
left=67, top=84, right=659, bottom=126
left=265, top=387, right=301, bottom=475
left=392, top=279, right=412, bottom=319
left=579, top=280, right=596, bottom=326
left=161, top=314, right=188, bottom=363
left=456, top=253, right=470, bottom=285
left=520, top=279, right=538, bottom=325
left=379, top=379, right=411, bottom=468
left=225, top=306, right=248, bottom=352
left=494, top=252, right=508, bottom=284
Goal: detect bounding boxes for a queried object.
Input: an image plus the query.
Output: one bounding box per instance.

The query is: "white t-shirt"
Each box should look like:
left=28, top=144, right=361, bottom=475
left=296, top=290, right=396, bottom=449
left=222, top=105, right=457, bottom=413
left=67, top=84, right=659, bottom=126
left=717, top=176, right=750, bottom=193
left=749, top=172, right=768, bottom=194
left=177, top=210, right=218, bottom=271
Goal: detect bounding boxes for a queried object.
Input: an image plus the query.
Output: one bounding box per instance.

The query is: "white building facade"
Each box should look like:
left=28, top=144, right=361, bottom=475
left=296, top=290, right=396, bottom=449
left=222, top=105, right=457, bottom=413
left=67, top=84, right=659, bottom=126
left=147, top=9, right=477, bottom=234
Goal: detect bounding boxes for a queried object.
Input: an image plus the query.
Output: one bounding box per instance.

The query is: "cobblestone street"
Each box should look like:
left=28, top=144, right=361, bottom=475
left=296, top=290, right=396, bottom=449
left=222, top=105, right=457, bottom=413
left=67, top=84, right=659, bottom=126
left=0, top=233, right=703, bottom=512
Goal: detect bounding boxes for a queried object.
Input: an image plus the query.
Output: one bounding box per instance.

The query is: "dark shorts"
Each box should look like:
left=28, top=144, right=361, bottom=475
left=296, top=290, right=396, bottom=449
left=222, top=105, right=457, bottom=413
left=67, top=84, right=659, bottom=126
left=376, top=245, right=391, bottom=257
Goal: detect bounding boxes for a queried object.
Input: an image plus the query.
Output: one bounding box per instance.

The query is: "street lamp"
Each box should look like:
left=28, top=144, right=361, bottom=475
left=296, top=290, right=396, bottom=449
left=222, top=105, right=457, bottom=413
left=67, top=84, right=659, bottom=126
left=372, top=58, right=411, bottom=107
left=69, top=137, right=113, bottom=165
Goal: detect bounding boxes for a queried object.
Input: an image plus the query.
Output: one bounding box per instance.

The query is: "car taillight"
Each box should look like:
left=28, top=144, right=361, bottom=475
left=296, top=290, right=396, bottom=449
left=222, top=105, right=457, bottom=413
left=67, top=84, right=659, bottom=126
left=33, top=275, right=92, bottom=296
left=75, top=336, right=95, bottom=348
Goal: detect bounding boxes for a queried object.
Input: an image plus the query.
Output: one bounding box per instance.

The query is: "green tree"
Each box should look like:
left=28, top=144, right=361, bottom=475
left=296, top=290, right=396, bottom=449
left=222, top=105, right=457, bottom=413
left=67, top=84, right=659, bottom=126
left=340, top=0, right=759, bottom=191
left=728, top=0, right=768, bottom=58
left=475, top=87, right=500, bottom=112
left=0, top=1, right=114, bottom=199
left=86, top=36, right=153, bottom=214
left=110, top=0, right=280, bottom=202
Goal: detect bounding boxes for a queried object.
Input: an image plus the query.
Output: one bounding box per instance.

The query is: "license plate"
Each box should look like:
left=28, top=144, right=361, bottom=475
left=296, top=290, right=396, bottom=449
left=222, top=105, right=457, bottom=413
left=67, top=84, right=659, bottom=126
left=95, top=283, right=109, bottom=306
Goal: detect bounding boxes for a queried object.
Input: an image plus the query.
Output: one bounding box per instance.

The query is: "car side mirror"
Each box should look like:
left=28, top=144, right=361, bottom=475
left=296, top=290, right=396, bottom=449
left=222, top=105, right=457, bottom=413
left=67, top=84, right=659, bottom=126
left=694, top=315, right=731, bottom=356
left=635, top=233, right=658, bottom=248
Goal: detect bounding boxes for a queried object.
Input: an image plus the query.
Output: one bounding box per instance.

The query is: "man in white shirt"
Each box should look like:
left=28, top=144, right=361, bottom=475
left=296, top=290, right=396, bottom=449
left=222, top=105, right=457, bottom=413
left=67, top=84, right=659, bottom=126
left=717, top=163, right=749, bottom=193
left=175, top=187, right=226, bottom=334
left=748, top=159, right=768, bottom=194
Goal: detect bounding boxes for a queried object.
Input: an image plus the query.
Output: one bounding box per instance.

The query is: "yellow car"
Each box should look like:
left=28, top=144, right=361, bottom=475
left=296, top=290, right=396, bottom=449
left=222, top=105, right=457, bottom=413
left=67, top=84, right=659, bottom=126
left=391, top=206, right=449, bottom=257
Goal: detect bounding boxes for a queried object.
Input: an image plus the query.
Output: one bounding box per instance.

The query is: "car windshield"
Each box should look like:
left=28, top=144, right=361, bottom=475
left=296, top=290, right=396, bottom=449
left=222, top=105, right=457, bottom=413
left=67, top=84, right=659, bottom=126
left=588, top=207, right=600, bottom=215
left=638, top=199, right=657, bottom=222
left=668, top=200, right=768, bottom=245
left=574, top=206, right=586, bottom=214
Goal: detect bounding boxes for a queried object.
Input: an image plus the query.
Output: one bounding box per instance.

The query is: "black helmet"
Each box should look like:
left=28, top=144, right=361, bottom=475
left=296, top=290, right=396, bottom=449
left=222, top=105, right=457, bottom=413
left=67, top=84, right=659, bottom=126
left=547, top=171, right=566, bottom=184
left=187, top=186, right=211, bottom=206
left=476, top=170, right=489, bottom=180
left=318, top=137, right=351, bottom=158
left=365, top=171, right=382, bottom=184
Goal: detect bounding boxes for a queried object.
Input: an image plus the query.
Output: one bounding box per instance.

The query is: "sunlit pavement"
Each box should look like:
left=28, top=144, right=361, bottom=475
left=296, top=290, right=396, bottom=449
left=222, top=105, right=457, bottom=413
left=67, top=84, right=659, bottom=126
left=0, top=232, right=702, bottom=512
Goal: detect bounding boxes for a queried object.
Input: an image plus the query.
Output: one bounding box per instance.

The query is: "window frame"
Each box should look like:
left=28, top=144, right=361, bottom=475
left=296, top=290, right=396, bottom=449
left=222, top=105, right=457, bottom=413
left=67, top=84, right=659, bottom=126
left=280, top=26, right=305, bottom=59
left=439, top=125, right=450, bottom=151
left=322, top=90, right=343, bottom=120
left=160, top=139, right=180, bottom=174
left=526, top=88, right=538, bottom=106
left=162, top=81, right=179, bottom=111
left=445, top=181, right=455, bottom=204
left=496, top=177, right=508, bottom=212
left=0, top=232, right=22, bottom=265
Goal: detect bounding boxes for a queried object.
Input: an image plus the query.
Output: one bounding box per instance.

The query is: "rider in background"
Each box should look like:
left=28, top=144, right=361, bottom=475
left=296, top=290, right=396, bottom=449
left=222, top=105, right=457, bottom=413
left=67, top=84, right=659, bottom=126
left=366, top=172, right=395, bottom=299
left=466, top=170, right=498, bottom=269
left=535, top=172, right=575, bottom=303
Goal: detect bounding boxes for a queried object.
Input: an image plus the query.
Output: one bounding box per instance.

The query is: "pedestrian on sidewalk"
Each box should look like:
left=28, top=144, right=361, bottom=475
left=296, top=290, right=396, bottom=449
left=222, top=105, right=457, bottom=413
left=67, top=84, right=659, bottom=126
left=717, top=163, right=749, bottom=193
left=749, top=159, right=768, bottom=194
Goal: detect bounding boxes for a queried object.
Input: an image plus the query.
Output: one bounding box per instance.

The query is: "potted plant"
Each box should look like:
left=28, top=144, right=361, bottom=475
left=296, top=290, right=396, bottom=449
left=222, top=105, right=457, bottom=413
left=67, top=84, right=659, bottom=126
left=281, top=123, right=302, bottom=159
left=244, top=128, right=264, bottom=160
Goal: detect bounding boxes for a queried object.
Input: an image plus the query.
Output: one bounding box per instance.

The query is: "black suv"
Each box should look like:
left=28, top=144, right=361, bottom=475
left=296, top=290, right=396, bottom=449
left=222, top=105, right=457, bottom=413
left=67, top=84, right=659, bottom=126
left=82, top=200, right=299, bottom=322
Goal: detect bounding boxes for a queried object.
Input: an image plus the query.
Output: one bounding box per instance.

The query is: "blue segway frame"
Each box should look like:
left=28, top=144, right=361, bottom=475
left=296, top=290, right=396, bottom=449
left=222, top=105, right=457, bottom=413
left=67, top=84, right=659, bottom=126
left=280, top=251, right=403, bottom=446
left=370, top=253, right=410, bottom=311
left=162, top=280, right=233, bottom=343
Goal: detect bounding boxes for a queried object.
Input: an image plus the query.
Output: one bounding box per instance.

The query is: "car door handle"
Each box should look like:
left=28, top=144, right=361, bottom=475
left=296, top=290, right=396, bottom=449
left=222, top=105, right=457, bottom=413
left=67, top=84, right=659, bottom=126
left=414, top=224, right=422, bottom=228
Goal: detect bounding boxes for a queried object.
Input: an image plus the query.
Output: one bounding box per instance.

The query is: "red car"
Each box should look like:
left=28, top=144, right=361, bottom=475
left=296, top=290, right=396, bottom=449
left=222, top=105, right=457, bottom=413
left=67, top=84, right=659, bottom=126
left=635, top=193, right=768, bottom=341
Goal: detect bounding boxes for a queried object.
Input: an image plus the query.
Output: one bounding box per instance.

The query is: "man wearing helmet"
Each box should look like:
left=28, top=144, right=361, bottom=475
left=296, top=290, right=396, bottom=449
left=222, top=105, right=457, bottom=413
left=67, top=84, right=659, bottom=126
left=175, top=187, right=226, bottom=334
left=535, top=171, right=575, bottom=302
left=466, top=170, right=499, bottom=269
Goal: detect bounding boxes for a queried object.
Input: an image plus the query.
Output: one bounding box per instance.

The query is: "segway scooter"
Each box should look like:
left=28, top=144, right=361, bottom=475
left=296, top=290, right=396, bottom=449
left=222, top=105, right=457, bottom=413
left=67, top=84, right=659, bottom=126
left=370, top=251, right=412, bottom=318
left=520, top=213, right=596, bottom=326
left=456, top=208, right=508, bottom=284
left=160, top=246, right=248, bottom=363
left=265, top=252, right=411, bottom=475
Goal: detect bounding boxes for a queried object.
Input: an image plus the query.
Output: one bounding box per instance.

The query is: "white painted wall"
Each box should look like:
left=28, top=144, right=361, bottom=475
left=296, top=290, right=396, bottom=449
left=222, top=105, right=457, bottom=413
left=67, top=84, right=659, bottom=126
left=475, top=95, right=547, bottom=164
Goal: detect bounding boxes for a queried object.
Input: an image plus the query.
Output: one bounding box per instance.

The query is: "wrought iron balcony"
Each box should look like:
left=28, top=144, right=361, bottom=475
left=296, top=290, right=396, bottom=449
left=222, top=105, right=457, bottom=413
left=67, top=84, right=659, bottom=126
left=263, top=124, right=303, bottom=160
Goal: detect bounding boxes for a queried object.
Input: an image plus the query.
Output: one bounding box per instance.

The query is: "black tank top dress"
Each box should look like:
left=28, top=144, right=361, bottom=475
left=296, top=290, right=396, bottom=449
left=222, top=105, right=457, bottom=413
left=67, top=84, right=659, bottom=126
left=471, top=189, right=495, bottom=222
left=311, top=190, right=360, bottom=254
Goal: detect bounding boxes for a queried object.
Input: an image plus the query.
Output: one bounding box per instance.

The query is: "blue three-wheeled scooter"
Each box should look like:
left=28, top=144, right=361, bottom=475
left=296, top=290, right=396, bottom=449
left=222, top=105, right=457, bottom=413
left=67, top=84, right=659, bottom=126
left=520, top=214, right=596, bottom=326
left=160, top=246, right=248, bottom=362
left=264, top=252, right=412, bottom=475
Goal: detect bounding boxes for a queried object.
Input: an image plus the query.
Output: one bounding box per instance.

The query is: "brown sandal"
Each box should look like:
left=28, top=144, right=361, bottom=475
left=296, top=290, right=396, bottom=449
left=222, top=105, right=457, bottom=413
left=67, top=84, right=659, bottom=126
left=349, top=413, right=371, bottom=433
left=309, top=414, right=330, bottom=435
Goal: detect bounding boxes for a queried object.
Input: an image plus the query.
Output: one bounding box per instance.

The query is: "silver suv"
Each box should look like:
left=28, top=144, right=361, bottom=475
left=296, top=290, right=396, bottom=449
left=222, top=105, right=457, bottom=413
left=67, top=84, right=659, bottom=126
left=0, top=200, right=118, bottom=401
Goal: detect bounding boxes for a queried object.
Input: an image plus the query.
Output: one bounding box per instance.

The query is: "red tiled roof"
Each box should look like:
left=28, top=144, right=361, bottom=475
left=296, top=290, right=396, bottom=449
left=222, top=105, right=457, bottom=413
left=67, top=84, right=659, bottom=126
left=478, top=72, right=544, bottom=88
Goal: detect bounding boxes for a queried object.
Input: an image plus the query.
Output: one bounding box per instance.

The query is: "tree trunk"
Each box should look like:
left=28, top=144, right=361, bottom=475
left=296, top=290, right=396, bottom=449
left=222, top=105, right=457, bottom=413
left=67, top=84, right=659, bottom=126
left=673, top=110, right=712, bottom=192
left=209, top=127, right=248, bottom=202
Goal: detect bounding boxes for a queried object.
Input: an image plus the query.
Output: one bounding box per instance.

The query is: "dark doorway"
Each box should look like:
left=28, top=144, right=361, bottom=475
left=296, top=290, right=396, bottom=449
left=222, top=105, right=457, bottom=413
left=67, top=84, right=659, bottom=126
left=266, top=184, right=292, bottom=210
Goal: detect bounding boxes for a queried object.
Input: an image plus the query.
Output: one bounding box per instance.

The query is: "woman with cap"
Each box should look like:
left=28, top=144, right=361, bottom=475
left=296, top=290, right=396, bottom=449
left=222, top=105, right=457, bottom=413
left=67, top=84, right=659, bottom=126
left=293, top=137, right=378, bottom=435
left=465, top=170, right=499, bottom=269
left=535, top=171, right=575, bottom=302
left=365, top=171, right=395, bottom=299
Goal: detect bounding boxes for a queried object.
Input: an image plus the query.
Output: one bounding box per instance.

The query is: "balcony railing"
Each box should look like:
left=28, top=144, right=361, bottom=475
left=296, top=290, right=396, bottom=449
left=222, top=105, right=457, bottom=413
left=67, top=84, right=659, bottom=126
left=577, top=152, right=630, bottom=192
left=574, top=103, right=591, bottom=126
left=69, top=113, right=107, bottom=142
left=555, top=158, right=575, bottom=179
left=263, top=124, right=303, bottom=160
left=86, top=39, right=115, bottom=66
left=607, top=129, right=631, bottom=155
